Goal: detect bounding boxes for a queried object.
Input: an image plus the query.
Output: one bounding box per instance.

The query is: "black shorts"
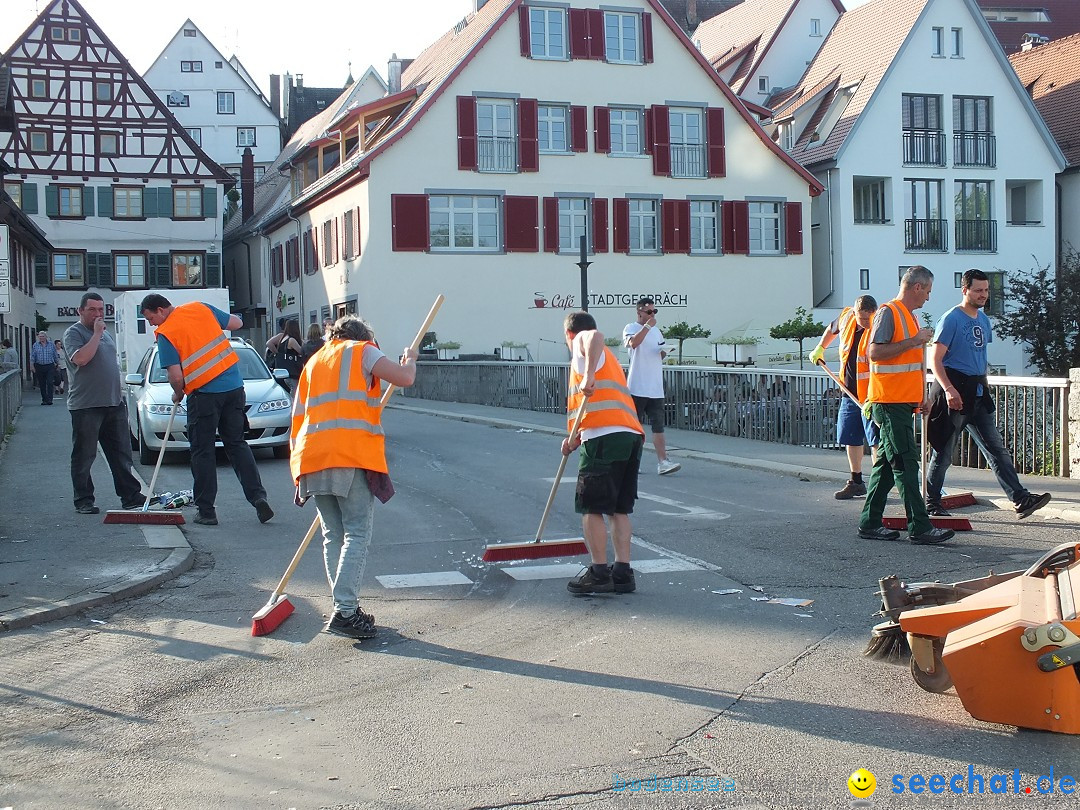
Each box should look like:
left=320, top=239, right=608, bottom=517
left=632, top=395, right=665, bottom=433
left=575, top=432, right=644, bottom=515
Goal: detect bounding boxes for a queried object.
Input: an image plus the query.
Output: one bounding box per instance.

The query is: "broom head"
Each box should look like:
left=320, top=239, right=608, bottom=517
left=251, top=593, right=294, bottom=636
left=940, top=491, right=977, bottom=509
left=881, top=515, right=972, bottom=531
left=103, top=509, right=185, bottom=525
left=864, top=621, right=911, bottom=663
left=482, top=538, right=589, bottom=563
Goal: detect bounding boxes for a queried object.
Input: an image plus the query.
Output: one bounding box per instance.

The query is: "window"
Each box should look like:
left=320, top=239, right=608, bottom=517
left=951, top=27, right=963, bottom=57
left=429, top=195, right=500, bottom=251
left=860, top=268, right=870, bottom=290
left=173, top=187, right=203, bottom=218
left=609, top=107, right=643, bottom=156
left=217, top=92, right=235, bottom=114
left=758, top=76, right=770, bottom=94
left=58, top=185, right=82, bottom=217
left=95, top=81, right=112, bottom=102
left=538, top=105, right=568, bottom=153
left=4, top=182, right=21, bottom=209
left=529, top=7, right=567, bottom=59
left=1006, top=179, right=1042, bottom=225
left=50, top=26, right=65, bottom=40
left=902, top=94, right=944, bottom=165
left=171, top=253, right=203, bottom=286
left=778, top=122, right=794, bottom=151
left=690, top=200, right=719, bottom=254
left=905, top=179, right=946, bottom=251
left=558, top=197, right=590, bottom=252
left=237, top=127, right=256, bottom=147
left=113, top=187, right=143, bottom=218
left=476, top=99, right=516, bottom=173
left=604, top=12, right=640, bottom=64
left=254, top=166, right=266, bottom=180
left=932, top=26, right=944, bottom=56
left=29, top=130, right=49, bottom=152
left=53, top=253, right=84, bottom=286
left=68, top=27, right=81, bottom=41
left=183, top=28, right=196, bottom=37
left=99, top=133, right=119, bottom=155
left=215, top=61, right=223, bottom=69
left=669, top=108, right=705, bottom=178
left=167, top=93, right=190, bottom=107
left=953, top=96, right=994, bottom=167
left=810, top=18, right=822, bottom=36
left=629, top=199, right=658, bottom=253
left=853, top=177, right=888, bottom=223
left=30, top=77, right=47, bottom=98
left=186, top=128, right=201, bottom=146
left=748, top=201, right=782, bottom=254
left=114, top=254, right=146, bottom=287
left=180, top=61, right=203, bottom=72
left=955, top=180, right=995, bottom=251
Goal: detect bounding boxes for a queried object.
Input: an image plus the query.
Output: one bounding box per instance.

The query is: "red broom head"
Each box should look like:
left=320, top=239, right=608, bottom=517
left=251, top=595, right=294, bottom=636
left=103, top=510, right=186, bottom=525
left=481, top=539, right=589, bottom=563
left=940, top=492, right=977, bottom=509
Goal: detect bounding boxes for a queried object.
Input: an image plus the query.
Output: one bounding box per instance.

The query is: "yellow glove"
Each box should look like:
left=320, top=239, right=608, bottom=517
left=862, top=399, right=873, bottom=420
left=809, top=345, right=825, bottom=365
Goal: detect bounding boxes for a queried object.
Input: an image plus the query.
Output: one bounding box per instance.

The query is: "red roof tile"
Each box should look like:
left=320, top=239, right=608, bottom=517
left=1009, top=31, right=1080, bottom=166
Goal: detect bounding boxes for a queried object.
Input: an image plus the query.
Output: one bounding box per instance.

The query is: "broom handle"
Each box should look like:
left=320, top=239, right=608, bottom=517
left=142, top=403, right=178, bottom=512
left=380, top=294, right=444, bottom=407
left=815, top=359, right=861, bottom=406
left=920, top=351, right=928, bottom=501
left=534, top=399, right=589, bottom=543
left=269, top=517, right=322, bottom=601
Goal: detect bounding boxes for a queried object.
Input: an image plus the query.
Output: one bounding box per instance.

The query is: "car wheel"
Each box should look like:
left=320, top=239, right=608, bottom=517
left=273, top=444, right=290, bottom=459
left=138, top=420, right=156, bottom=466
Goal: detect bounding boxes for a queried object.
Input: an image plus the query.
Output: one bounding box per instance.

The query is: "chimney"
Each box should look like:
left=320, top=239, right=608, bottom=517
left=387, top=53, right=402, bottom=94
left=269, top=74, right=281, bottom=118
left=1021, top=33, right=1048, bottom=51
left=687, top=0, right=699, bottom=27
left=296, top=73, right=304, bottom=92
left=241, top=147, right=254, bottom=223
left=283, top=72, right=293, bottom=125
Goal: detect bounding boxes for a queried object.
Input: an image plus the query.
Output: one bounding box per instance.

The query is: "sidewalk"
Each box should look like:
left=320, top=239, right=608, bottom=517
left=0, top=392, right=192, bottom=631
left=2, top=392, right=1077, bottom=631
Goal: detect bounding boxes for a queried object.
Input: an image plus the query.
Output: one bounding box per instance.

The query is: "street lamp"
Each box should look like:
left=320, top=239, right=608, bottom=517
left=576, top=235, right=591, bottom=312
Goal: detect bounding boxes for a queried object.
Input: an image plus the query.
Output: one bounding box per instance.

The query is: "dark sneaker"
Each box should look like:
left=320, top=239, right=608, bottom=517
left=1016, top=493, right=1052, bottom=519
left=325, top=610, right=378, bottom=639
left=75, top=504, right=100, bottom=515
left=926, top=502, right=952, bottom=517
left=612, top=567, right=636, bottom=594
left=834, top=480, right=867, bottom=500
left=193, top=512, right=218, bottom=526
left=910, top=527, right=954, bottom=545
left=567, top=566, right=614, bottom=595
left=254, top=499, right=274, bottom=524
left=858, top=526, right=901, bottom=541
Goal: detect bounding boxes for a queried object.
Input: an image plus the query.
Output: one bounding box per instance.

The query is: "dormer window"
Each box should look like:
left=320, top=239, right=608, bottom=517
left=758, top=76, right=770, bottom=94
left=184, top=28, right=196, bottom=37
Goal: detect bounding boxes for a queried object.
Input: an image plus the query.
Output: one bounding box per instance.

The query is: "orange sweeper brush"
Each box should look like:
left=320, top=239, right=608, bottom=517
left=104, top=403, right=185, bottom=525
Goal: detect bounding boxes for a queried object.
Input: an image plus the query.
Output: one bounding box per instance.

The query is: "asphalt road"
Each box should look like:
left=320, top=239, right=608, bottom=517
left=2, top=408, right=1079, bottom=809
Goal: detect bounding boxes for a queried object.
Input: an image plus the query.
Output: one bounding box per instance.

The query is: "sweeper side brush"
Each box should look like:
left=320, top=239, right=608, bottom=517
left=866, top=542, right=1080, bottom=733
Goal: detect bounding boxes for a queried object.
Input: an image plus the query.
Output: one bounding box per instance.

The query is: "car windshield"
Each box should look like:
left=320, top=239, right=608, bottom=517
left=147, top=346, right=271, bottom=383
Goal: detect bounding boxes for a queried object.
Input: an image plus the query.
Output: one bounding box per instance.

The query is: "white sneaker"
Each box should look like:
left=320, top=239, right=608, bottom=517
left=657, top=460, right=681, bottom=475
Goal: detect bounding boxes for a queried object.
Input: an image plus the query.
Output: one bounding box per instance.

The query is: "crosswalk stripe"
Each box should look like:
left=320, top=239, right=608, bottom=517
left=376, top=571, right=474, bottom=588
left=501, top=557, right=702, bottom=581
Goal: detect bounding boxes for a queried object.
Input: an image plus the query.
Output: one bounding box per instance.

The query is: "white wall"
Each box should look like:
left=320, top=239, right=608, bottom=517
left=1060, top=172, right=1080, bottom=257
left=748, top=0, right=841, bottom=101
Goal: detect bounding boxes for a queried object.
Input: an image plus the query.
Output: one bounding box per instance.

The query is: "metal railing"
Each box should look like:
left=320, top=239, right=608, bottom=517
left=903, top=129, right=946, bottom=166
left=0, top=370, right=23, bottom=439
left=670, top=143, right=706, bottom=178
left=477, top=136, right=517, bottom=173
left=955, top=218, right=997, bottom=252
left=905, top=218, right=949, bottom=252
left=953, top=131, right=996, bottom=167
left=402, top=362, right=1070, bottom=476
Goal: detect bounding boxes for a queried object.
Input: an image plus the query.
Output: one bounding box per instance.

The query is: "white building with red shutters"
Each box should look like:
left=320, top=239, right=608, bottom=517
left=227, top=0, right=822, bottom=362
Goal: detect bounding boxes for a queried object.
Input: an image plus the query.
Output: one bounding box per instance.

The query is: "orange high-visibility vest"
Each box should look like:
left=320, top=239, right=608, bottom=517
left=290, top=340, right=387, bottom=482
left=837, top=307, right=872, bottom=403
left=155, top=302, right=238, bottom=395
left=567, top=345, right=644, bottom=435
left=867, top=300, right=925, bottom=404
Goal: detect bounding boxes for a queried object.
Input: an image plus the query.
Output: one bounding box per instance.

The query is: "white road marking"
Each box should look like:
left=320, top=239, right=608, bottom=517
left=502, top=557, right=702, bottom=581
left=540, top=478, right=729, bottom=519
left=376, top=571, right=474, bottom=588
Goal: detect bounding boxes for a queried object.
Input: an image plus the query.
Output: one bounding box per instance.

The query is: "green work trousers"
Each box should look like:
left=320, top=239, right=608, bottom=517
left=860, top=403, right=932, bottom=536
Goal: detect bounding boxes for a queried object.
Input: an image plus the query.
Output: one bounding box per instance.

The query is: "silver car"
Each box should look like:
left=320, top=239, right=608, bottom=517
left=125, top=338, right=292, bottom=464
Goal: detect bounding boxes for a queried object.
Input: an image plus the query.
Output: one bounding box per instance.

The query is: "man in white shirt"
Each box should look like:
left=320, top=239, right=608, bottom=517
left=624, top=298, right=680, bottom=475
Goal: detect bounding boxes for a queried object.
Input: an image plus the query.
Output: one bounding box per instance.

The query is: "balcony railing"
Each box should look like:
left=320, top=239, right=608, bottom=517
left=954, top=132, right=996, bottom=167
left=955, top=218, right=997, bottom=252
left=477, top=136, right=517, bottom=172
left=670, top=143, right=706, bottom=178
left=902, top=129, right=946, bottom=166
left=905, top=218, right=948, bottom=251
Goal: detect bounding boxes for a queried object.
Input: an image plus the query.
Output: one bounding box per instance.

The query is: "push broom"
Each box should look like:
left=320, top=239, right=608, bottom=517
left=251, top=295, right=445, bottom=636
left=481, top=400, right=590, bottom=563
left=103, top=403, right=185, bottom=525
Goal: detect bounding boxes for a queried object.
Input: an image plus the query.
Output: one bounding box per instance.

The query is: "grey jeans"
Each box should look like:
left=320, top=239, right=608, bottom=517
left=315, top=472, right=375, bottom=616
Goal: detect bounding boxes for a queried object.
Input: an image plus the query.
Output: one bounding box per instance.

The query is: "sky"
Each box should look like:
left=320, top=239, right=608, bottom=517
left=2, top=0, right=477, bottom=96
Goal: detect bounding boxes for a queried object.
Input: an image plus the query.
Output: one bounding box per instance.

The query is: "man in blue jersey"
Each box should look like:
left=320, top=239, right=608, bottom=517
left=925, top=269, right=1050, bottom=519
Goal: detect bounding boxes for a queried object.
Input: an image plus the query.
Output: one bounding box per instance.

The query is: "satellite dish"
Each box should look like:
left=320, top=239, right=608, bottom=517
left=167, top=91, right=185, bottom=104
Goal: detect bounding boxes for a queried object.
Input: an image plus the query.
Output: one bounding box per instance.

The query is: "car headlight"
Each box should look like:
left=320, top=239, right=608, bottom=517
left=147, top=403, right=186, bottom=415
left=257, top=398, right=291, bottom=413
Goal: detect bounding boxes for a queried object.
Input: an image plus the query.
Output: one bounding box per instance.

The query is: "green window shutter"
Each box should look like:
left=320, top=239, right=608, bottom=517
left=97, top=187, right=113, bottom=218
left=159, top=187, right=173, bottom=218
left=35, top=253, right=50, bottom=286
left=202, top=186, right=217, bottom=218
left=150, top=253, right=171, bottom=287
left=85, top=252, right=98, bottom=286
left=97, top=253, right=113, bottom=287
left=204, top=253, right=221, bottom=287
left=82, top=186, right=95, bottom=217
left=45, top=185, right=58, bottom=216
left=21, top=183, right=38, bottom=214
left=143, top=187, right=158, bottom=218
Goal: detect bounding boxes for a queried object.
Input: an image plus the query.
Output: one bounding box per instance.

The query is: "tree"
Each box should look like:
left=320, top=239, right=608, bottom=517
left=662, top=322, right=711, bottom=364
left=994, top=250, right=1080, bottom=376
left=769, top=307, right=825, bottom=369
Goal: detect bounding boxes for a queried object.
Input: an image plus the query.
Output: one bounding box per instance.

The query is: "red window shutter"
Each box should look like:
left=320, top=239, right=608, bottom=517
left=650, top=105, right=670, bottom=176
left=542, top=197, right=559, bottom=252
left=613, top=198, right=630, bottom=254
left=662, top=200, right=691, bottom=254
left=504, top=196, right=539, bottom=252
left=785, top=202, right=803, bottom=255
left=309, top=229, right=319, bottom=274
left=728, top=200, right=749, bottom=254
left=569, top=106, right=588, bottom=153
left=644, top=108, right=653, bottom=155
left=456, top=96, right=477, bottom=171
left=569, top=9, right=590, bottom=59
left=519, top=6, right=531, bottom=57
left=355, top=207, right=362, bottom=256
left=587, top=9, right=605, bottom=60
left=391, top=194, right=430, bottom=252
left=593, top=106, right=611, bottom=153
left=334, top=218, right=340, bottom=264
left=706, top=108, right=726, bottom=178
left=642, top=13, right=654, bottom=63
left=592, top=198, right=608, bottom=253
left=518, top=98, right=539, bottom=172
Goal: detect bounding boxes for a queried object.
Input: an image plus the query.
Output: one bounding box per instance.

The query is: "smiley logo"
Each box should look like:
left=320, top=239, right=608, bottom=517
left=848, top=768, right=876, bottom=798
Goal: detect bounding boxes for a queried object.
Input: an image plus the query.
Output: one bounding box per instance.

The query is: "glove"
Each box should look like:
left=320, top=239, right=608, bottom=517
left=809, top=345, right=825, bottom=365
left=862, top=399, right=873, bottom=421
